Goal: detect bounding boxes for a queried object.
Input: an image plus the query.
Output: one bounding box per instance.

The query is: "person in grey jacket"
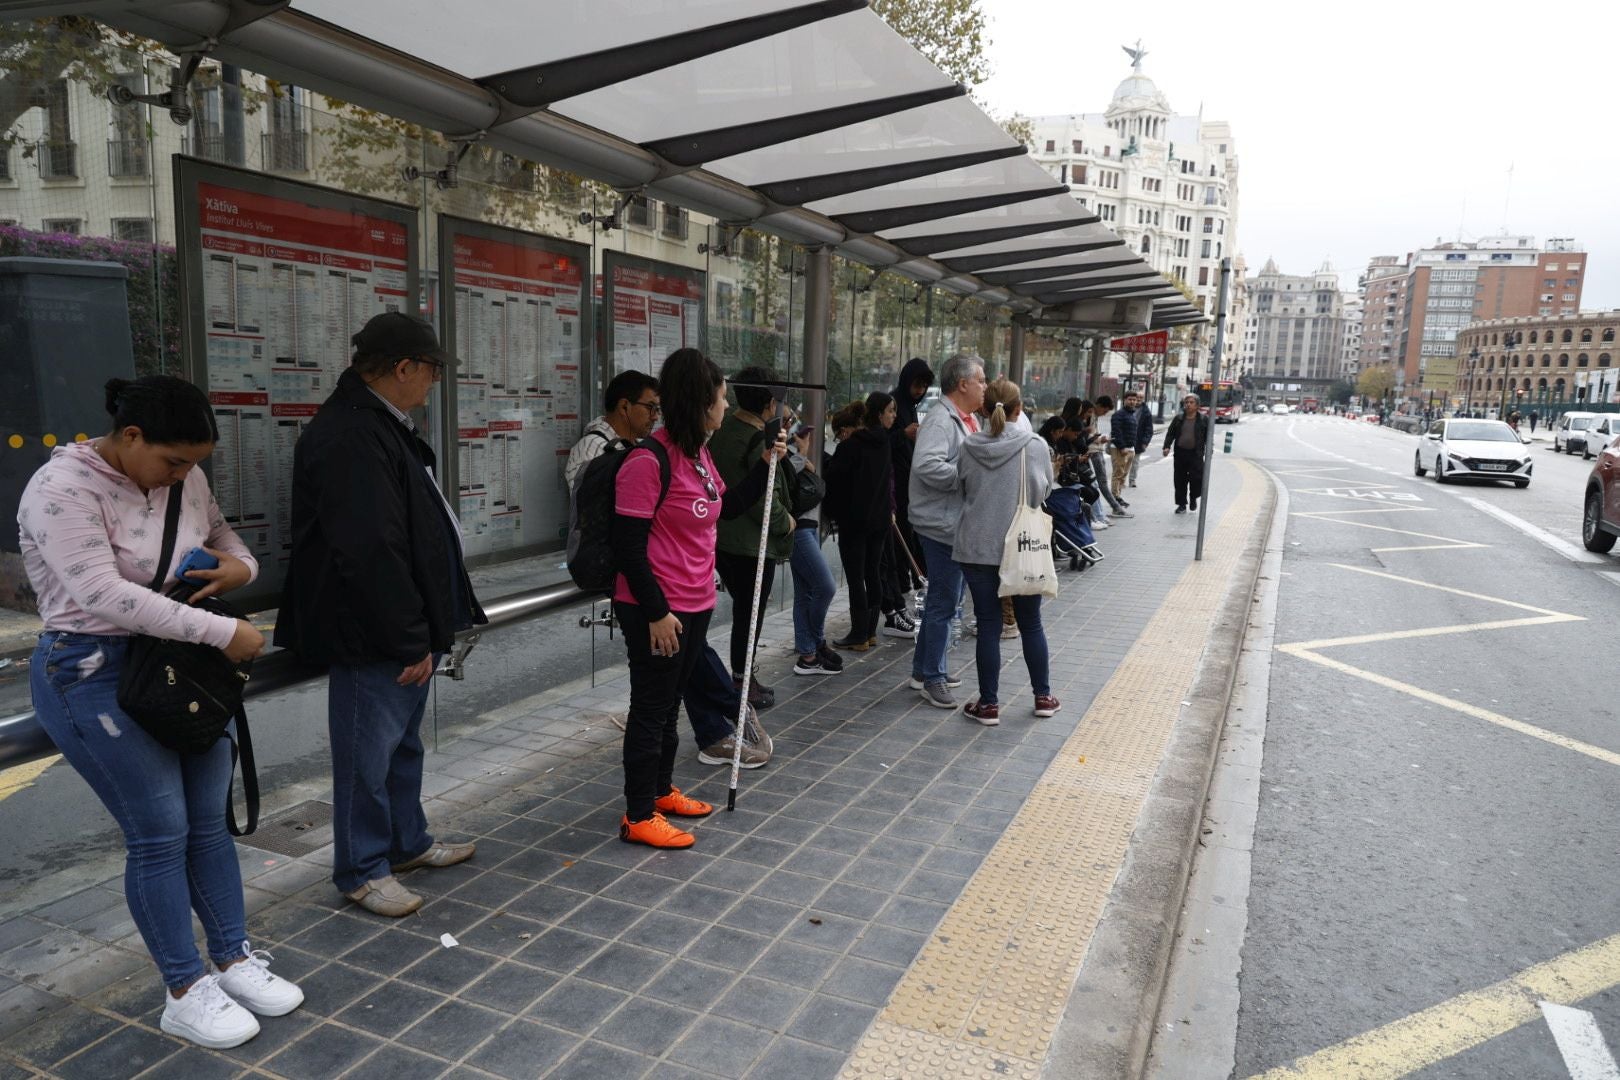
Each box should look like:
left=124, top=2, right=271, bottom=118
left=954, top=378, right=1061, bottom=727
left=907, top=352, right=987, bottom=709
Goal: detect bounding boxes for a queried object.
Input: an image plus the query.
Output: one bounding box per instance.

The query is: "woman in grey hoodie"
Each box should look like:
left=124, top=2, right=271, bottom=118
left=954, top=378, right=1062, bottom=726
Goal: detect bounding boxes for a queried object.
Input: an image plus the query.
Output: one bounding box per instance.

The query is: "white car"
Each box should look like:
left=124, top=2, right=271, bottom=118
left=1270, top=403, right=1290, bottom=415
left=1413, top=418, right=1532, bottom=488
left=1554, top=411, right=1597, bottom=454
left=1583, top=414, right=1620, bottom=459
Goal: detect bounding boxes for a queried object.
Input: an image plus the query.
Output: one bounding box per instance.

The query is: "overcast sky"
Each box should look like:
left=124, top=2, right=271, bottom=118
left=976, top=0, right=1618, bottom=308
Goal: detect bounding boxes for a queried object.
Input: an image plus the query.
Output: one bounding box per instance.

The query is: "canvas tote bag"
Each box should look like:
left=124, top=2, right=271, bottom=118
left=998, top=446, right=1059, bottom=599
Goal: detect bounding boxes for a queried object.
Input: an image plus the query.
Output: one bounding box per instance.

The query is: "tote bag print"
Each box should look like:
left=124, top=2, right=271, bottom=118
left=999, top=447, right=1059, bottom=598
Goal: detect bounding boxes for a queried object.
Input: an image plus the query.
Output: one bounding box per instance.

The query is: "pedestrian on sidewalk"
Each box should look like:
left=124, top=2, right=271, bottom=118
left=827, top=391, right=897, bottom=651
left=1128, top=393, right=1154, bottom=488
left=710, top=366, right=795, bottom=710
left=610, top=349, right=783, bottom=848
left=954, top=378, right=1061, bottom=726
left=784, top=418, right=843, bottom=678
left=909, top=353, right=987, bottom=709
left=21, top=376, right=302, bottom=1049
left=1109, top=391, right=1146, bottom=504
left=277, top=313, right=487, bottom=919
left=1529, top=410, right=1540, bottom=433
left=563, top=379, right=772, bottom=767
left=1162, top=393, right=1210, bottom=513
left=888, top=358, right=934, bottom=607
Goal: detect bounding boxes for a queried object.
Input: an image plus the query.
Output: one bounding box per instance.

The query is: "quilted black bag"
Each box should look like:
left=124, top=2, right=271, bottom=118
left=116, top=491, right=259, bottom=834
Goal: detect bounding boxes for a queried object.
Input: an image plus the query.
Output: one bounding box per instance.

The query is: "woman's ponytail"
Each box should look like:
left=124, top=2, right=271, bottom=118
left=988, top=400, right=1007, bottom=438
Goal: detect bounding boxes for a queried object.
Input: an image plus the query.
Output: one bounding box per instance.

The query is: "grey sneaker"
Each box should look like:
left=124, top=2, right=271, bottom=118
left=698, top=736, right=769, bottom=768
left=392, top=840, right=476, bottom=874
left=345, top=875, right=423, bottom=918
left=910, top=674, right=964, bottom=690
left=919, top=680, right=956, bottom=709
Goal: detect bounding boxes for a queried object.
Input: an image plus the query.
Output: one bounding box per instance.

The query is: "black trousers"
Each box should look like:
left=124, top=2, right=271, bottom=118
left=715, top=550, right=774, bottom=678
left=839, top=528, right=886, bottom=626
left=878, top=532, right=903, bottom=614
left=1173, top=446, right=1204, bottom=507
left=615, top=604, right=712, bottom=821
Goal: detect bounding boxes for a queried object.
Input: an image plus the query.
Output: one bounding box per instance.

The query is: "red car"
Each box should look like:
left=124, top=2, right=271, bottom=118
left=1583, top=435, right=1620, bottom=552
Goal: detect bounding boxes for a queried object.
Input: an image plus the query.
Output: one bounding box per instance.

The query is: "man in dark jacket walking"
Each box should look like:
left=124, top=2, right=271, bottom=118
left=276, top=312, right=486, bottom=918
left=887, top=358, right=934, bottom=601
left=1162, top=393, right=1210, bottom=513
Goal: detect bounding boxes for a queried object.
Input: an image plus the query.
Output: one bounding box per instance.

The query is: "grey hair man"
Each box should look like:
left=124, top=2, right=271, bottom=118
left=906, top=352, right=987, bottom=709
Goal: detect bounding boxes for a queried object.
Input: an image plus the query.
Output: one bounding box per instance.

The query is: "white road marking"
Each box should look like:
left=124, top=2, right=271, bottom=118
left=1458, top=497, right=1607, bottom=564
left=1539, top=1001, right=1620, bottom=1080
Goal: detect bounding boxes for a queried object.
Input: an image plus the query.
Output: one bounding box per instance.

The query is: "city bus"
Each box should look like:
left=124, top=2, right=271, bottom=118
left=1195, top=380, right=1245, bottom=423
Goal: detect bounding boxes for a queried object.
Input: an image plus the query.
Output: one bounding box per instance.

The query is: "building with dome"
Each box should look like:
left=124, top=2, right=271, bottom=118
left=1028, top=44, right=1241, bottom=390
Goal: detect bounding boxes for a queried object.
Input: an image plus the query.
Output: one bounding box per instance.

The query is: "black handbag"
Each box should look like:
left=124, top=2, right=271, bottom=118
left=116, top=491, right=259, bottom=835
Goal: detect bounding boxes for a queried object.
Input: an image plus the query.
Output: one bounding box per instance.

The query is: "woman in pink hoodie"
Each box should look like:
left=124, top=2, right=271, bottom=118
left=19, top=376, right=301, bottom=1050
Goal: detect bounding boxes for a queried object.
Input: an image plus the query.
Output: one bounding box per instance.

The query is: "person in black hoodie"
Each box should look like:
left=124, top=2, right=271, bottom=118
left=887, top=359, right=934, bottom=600
left=828, top=392, right=897, bottom=650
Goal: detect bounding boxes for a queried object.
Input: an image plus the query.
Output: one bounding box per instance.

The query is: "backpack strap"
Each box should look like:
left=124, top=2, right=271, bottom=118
left=225, top=706, right=258, bottom=836
left=148, top=486, right=184, bottom=592
left=635, top=436, right=673, bottom=511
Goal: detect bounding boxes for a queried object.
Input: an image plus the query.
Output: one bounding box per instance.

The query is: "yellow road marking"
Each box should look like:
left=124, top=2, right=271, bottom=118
left=1247, top=929, right=1620, bottom=1079
left=0, top=755, right=59, bottom=802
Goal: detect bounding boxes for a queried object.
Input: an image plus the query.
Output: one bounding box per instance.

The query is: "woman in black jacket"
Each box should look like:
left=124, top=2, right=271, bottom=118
left=827, top=392, right=896, bottom=650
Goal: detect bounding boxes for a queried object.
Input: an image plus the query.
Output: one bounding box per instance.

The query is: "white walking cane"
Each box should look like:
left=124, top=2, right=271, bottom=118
left=728, top=433, right=784, bottom=811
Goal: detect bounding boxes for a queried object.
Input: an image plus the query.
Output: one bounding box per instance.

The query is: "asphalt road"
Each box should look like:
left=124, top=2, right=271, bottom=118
left=1158, top=412, right=1620, bottom=1079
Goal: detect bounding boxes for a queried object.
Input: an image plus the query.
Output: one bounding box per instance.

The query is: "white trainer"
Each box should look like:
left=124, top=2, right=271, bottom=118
left=217, top=946, right=305, bottom=1017
left=160, top=972, right=260, bottom=1049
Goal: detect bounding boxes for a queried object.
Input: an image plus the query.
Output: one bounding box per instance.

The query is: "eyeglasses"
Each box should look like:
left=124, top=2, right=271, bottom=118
left=691, top=458, right=719, bottom=502
left=631, top=400, right=662, bottom=418
left=399, top=355, right=445, bottom=371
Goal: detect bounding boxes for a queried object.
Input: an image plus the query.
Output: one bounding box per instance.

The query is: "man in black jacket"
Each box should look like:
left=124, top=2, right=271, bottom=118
left=275, top=312, right=487, bottom=917
left=1161, top=393, right=1211, bottom=513
left=883, top=358, right=933, bottom=634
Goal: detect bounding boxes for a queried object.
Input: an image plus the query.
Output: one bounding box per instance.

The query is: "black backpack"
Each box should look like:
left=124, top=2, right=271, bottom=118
left=566, top=436, right=671, bottom=593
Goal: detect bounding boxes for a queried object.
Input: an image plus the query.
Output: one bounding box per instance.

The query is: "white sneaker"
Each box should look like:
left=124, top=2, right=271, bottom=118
left=160, top=972, right=261, bottom=1049
left=217, top=947, right=305, bottom=1017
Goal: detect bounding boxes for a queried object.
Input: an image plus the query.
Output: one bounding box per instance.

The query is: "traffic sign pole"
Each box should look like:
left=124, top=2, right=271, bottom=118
left=1196, top=258, right=1231, bottom=562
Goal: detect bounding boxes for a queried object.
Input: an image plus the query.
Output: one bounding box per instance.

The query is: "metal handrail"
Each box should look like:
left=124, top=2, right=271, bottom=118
left=0, top=581, right=594, bottom=771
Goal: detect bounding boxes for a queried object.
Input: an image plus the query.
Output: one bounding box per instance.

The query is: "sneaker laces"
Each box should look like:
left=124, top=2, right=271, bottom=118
left=187, top=973, right=239, bottom=1017
left=227, top=948, right=276, bottom=988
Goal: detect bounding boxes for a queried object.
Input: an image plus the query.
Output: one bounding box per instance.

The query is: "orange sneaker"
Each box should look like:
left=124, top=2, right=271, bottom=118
left=653, top=787, right=714, bottom=818
left=619, top=813, right=695, bottom=849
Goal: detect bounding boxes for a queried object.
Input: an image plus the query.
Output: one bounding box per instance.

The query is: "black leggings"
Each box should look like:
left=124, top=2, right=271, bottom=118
left=839, top=528, right=886, bottom=620
left=615, top=604, right=712, bottom=821
left=715, top=550, right=774, bottom=678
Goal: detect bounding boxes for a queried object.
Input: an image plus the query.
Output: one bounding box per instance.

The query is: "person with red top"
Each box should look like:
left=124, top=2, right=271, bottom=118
left=610, top=348, right=784, bottom=848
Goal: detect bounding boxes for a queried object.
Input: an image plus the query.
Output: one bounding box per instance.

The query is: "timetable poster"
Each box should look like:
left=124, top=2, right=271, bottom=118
left=181, top=169, right=414, bottom=597
left=442, top=220, right=588, bottom=561
left=604, top=252, right=705, bottom=376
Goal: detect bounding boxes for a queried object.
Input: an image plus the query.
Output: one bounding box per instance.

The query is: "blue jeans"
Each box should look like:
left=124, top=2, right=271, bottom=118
left=682, top=644, right=741, bottom=749
left=328, top=661, right=437, bottom=894
left=960, top=564, right=1051, bottom=705
left=789, top=525, right=835, bottom=656
left=31, top=633, right=247, bottom=990
left=913, top=534, right=965, bottom=684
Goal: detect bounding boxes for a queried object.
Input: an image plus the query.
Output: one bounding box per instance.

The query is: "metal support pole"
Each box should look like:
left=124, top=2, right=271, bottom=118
left=1195, top=257, right=1232, bottom=562
left=801, top=245, right=832, bottom=464
left=1087, top=335, right=1106, bottom=398
left=1008, top=316, right=1028, bottom=386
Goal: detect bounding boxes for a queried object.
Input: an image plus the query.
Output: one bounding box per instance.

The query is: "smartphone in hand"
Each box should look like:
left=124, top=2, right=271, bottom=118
left=175, top=547, right=219, bottom=582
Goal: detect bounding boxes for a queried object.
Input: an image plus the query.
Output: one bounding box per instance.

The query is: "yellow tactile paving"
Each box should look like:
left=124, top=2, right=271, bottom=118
left=840, top=459, right=1268, bottom=1078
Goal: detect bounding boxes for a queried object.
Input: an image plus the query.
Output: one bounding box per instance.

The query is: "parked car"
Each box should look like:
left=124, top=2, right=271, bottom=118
left=1413, top=418, right=1532, bottom=488
left=1582, top=414, right=1620, bottom=459
left=1553, top=411, right=1597, bottom=453
left=1583, top=438, right=1620, bottom=552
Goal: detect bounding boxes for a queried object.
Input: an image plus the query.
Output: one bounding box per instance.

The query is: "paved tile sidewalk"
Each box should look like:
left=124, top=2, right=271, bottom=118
left=0, top=457, right=1240, bottom=1079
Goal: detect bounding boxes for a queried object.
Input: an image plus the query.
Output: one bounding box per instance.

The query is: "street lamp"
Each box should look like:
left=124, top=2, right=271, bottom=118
left=1467, top=346, right=1480, bottom=416
left=1498, top=329, right=1522, bottom=418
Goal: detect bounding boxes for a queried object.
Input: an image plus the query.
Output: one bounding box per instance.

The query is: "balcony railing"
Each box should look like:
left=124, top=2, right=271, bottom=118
left=182, top=133, right=244, bottom=166
left=38, top=141, right=77, bottom=179
left=107, top=138, right=149, bottom=178
left=261, top=129, right=309, bottom=172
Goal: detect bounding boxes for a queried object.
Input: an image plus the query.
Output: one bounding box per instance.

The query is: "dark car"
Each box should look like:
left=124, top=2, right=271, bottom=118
left=1583, top=437, right=1620, bottom=552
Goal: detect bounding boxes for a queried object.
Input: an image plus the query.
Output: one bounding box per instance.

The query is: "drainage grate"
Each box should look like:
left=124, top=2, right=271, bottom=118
left=235, top=799, right=334, bottom=858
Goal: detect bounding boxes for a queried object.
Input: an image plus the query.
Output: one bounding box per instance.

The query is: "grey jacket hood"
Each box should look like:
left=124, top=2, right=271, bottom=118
left=961, top=425, right=1040, bottom=471
left=952, top=426, right=1054, bottom=567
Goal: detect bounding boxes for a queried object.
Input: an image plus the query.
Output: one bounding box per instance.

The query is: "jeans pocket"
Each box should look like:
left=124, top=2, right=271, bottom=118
left=42, top=639, right=115, bottom=694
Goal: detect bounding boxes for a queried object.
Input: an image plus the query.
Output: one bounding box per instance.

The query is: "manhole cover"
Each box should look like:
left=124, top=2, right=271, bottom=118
left=235, top=799, right=334, bottom=858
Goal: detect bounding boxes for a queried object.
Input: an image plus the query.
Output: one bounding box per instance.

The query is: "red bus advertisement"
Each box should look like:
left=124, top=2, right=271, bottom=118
left=1195, top=380, right=1244, bottom=423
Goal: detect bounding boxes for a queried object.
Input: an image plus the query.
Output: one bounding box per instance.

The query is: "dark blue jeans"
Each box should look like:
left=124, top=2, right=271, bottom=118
left=683, top=643, right=740, bottom=749
left=960, top=564, right=1051, bottom=706
left=328, top=660, right=437, bottom=894
left=31, top=633, right=248, bottom=990
left=789, top=525, right=835, bottom=655
left=913, top=533, right=964, bottom=684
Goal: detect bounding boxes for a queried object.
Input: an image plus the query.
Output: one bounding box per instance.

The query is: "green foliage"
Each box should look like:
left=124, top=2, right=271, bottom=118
left=1327, top=378, right=1356, bottom=404
left=871, top=0, right=992, bottom=88
left=1357, top=365, right=1397, bottom=401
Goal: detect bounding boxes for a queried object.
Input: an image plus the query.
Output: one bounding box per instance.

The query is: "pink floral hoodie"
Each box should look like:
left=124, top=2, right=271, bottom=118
left=17, top=441, right=257, bottom=648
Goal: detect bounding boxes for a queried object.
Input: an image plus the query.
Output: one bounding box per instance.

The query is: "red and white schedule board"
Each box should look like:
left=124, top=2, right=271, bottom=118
left=605, top=252, right=705, bottom=376
left=178, top=165, right=416, bottom=600
left=441, top=221, right=588, bottom=561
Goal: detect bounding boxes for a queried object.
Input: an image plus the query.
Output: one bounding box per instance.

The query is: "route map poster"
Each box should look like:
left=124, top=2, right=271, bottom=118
left=439, top=217, right=590, bottom=563
left=603, top=251, right=705, bottom=376
left=176, top=159, right=419, bottom=613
